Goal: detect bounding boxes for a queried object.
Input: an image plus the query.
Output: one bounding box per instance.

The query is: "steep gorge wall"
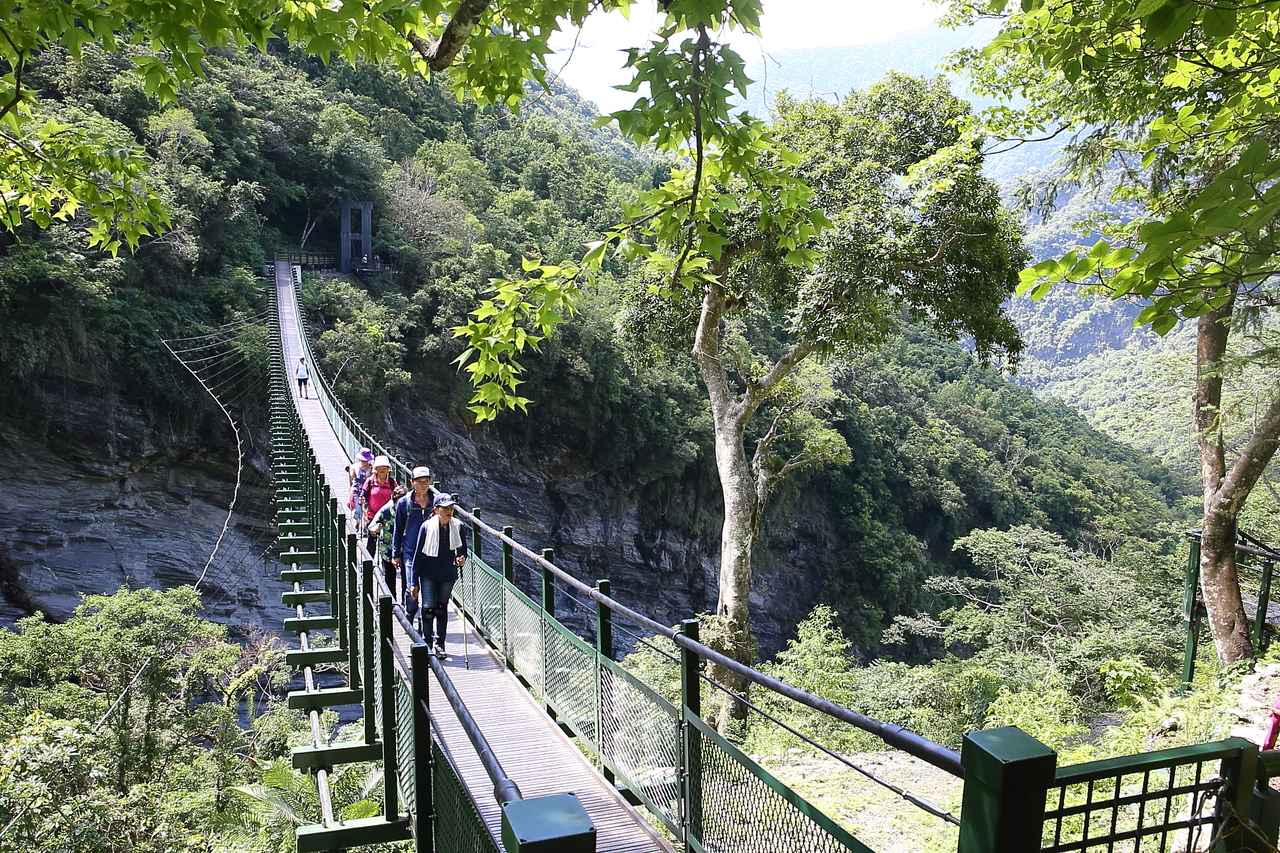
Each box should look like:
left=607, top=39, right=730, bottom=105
left=374, top=398, right=820, bottom=654
left=0, top=384, right=286, bottom=634
left=0, top=382, right=821, bottom=653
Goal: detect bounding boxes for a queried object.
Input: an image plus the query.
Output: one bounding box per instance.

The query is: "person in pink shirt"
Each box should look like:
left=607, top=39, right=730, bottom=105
left=361, top=455, right=398, bottom=555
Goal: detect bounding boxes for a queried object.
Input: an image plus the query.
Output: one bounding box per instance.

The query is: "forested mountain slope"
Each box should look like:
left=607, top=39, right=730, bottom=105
left=0, top=43, right=1192, bottom=654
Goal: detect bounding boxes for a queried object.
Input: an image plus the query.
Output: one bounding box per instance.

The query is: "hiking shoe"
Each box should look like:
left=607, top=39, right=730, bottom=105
left=434, top=643, right=448, bottom=659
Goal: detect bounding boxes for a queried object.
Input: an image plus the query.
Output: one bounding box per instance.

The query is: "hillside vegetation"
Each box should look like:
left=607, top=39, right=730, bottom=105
left=0, top=30, right=1245, bottom=853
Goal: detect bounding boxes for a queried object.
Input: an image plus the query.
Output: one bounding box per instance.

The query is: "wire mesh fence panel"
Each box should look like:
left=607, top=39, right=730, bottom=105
left=504, top=585, right=543, bottom=692
left=600, top=660, right=682, bottom=835
left=1043, top=757, right=1228, bottom=852
left=543, top=617, right=599, bottom=751
left=432, top=739, right=501, bottom=853
left=394, top=675, right=416, bottom=811
left=689, top=715, right=875, bottom=853
left=467, top=558, right=506, bottom=651
left=372, top=627, right=384, bottom=728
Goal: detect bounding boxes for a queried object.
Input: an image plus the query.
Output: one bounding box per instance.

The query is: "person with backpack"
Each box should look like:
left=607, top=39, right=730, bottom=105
left=361, top=455, right=398, bottom=555
left=410, top=493, right=467, bottom=657
left=393, top=466, right=437, bottom=619
left=369, top=484, right=408, bottom=595
left=345, top=448, right=374, bottom=531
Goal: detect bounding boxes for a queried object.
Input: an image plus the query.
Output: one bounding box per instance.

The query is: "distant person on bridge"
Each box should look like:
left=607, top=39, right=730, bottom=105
left=370, top=484, right=408, bottom=595
left=295, top=357, right=309, bottom=399
left=393, top=466, right=437, bottom=622
left=361, top=456, right=398, bottom=554
left=411, top=492, right=468, bottom=657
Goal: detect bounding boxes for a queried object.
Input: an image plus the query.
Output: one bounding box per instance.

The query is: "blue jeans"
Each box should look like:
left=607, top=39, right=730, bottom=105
left=418, top=579, right=455, bottom=645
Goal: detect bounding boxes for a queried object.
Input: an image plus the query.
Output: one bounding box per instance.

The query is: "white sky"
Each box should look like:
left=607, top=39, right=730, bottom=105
left=549, top=1, right=943, bottom=113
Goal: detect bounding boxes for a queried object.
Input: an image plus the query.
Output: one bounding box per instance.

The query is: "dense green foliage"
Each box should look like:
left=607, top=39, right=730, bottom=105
left=0, top=40, right=1196, bottom=651
left=0, top=587, right=386, bottom=853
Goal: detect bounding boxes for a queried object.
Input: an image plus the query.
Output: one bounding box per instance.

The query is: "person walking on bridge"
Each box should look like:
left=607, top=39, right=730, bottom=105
left=295, top=357, right=309, bottom=399
left=411, top=493, right=467, bottom=657
left=393, top=466, right=437, bottom=610
left=361, top=455, right=398, bottom=554
left=370, top=484, right=407, bottom=596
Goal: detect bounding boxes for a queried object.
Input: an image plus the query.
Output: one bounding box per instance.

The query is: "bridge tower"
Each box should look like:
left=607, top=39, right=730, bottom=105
left=339, top=201, right=373, bottom=272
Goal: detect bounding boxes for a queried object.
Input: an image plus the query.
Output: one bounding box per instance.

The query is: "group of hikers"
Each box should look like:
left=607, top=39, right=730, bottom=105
left=344, top=449, right=466, bottom=657
left=294, top=356, right=466, bottom=657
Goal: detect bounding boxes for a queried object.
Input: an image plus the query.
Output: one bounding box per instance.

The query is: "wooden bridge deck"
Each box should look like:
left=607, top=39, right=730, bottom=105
left=275, top=263, right=673, bottom=853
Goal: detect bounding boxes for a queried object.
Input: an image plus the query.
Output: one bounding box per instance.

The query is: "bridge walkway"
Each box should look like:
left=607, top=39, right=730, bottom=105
left=275, top=261, right=672, bottom=852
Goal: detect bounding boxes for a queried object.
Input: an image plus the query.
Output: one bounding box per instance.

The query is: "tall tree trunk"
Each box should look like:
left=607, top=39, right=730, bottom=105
left=690, top=274, right=815, bottom=731
left=1194, top=290, right=1280, bottom=665
left=692, top=277, right=756, bottom=727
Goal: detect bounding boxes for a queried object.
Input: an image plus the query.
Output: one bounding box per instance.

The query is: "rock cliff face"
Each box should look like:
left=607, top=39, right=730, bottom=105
left=0, top=382, right=817, bottom=655
left=377, top=398, right=816, bottom=655
left=0, top=387, right=286, bottom=635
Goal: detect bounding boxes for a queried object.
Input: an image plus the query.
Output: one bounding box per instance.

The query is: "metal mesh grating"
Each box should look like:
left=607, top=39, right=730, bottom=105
left=394, top=675, right=416, bottom=810
left=543, top=618, right=599, bottom=750
left=600, top=662, right=682, bottom=831
left=432, top=739, right=501, bottom=853
left=372, top=632, right=385, bottom=728
left=504, top=587, right=543, bottom=691
left=691, top=716, right=873, bottom=853
left=469, top=560, right=506, bottom=650
left=1043, top=762, right=1225, bottom=852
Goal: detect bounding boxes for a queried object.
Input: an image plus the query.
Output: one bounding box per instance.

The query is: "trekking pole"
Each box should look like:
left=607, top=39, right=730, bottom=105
left=460, top=561, right=470, bottom=669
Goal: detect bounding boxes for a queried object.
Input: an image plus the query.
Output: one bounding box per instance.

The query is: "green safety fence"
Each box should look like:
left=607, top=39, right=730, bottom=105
left=457, top=550, right=875, bottom=853
left=272, top=270, right=529, bottom=852
left=274, top=269, right=1280, bottom=853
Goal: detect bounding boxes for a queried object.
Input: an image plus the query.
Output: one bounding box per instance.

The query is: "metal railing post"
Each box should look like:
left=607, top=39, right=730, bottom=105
left=410, top=641, right=433, bottom=853
left=542, top=548, right=555, bottom=719
left=1257, top=561, right=1274, bottom=652
left=362, top=556, right=376, bottom=745
left=596, top=579, right=612, bottom=783
left=379, top=594, right=399, bottom=820
left=332, top=505, right=345, bottom=662
left=1218, top=741, right=1261, bottom=853
left=502, top=527, right=515, bottom=584
left=956, top=727, right=1055, bottom=853
left=680, top=618, right=701, bottom=853
left=1183, top=532, right=1203, bottom=689
left=346, top=549, right=360, bottom=687
left=595, top=580, right=613, bottom=660
left=502, top=526, right=514, bottom=663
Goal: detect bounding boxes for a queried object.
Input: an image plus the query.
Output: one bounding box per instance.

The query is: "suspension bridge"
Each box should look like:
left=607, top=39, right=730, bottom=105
left=170, top=261, right=1280, bottom=852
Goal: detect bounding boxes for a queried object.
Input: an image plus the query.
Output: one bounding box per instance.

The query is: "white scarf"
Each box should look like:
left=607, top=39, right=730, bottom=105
left=420, top=516, right=463, bottom=557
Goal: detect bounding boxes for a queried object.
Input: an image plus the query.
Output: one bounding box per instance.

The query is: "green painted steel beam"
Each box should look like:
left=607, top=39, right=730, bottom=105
left=285, top=647, right=347, bottom=667
left=291, top=741, right=383, bottom=770
left=287, top=686, right=363, bottom=710
left=295, top=816, right=411, bottom=852
left=280, top=550, right=320, bottom=565
left=283, top=615, right=338, bottom=633
left=279, top=536, right=316, bottom=551
left=280, top=568, right=325, bottom=583
left=282, top=590, right=330, bottom=606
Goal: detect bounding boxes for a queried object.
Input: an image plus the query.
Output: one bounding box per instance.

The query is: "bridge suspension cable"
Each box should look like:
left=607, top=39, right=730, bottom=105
left=159, top=308, right=279, bottom=602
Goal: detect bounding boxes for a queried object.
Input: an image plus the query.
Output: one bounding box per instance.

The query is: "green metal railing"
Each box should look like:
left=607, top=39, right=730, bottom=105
left=273, top=272, right=1280, bottom=853
left=456, top=547, right=876, bottom=852
left=272, top=274, right=593, bottom=852
left=276, top=250, right=337, bottom=267
left=1182, top=532, right=1280, bottom=687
